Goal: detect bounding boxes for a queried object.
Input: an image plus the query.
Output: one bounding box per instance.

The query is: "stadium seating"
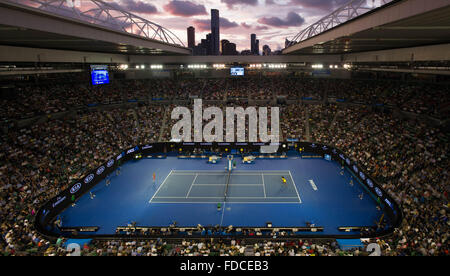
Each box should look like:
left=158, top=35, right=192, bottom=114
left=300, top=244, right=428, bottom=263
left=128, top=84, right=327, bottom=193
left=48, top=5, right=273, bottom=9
left=0, top=77, right=448, bottom=256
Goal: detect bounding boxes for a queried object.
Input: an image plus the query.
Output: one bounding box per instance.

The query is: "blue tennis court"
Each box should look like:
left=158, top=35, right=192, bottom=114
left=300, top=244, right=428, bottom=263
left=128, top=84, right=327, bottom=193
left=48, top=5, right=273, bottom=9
left=150, top=170, right=301, bottom=203
left=57, top=153, right=385, bottom=236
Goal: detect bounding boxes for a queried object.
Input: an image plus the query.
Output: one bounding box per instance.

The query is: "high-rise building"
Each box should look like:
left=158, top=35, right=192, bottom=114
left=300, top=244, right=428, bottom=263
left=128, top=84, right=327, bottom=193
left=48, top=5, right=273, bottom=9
left=206, top=33, right=212, bottom=55
left=194, top=33, right=212, bottom=56
left=187, top=26, right=195, bottom=49
left=255, top=39, right=260, bottom=55
left=211, top=9, right=220, bottom=55
left=225, top=43, right=237, bottom=55
left=250, top=34, right=256, bottom=55
left=263, top=45, right=271, bottom=56
left=221, top=39, right=229, bottom=53
left=221, top=40, right=237, bottom=55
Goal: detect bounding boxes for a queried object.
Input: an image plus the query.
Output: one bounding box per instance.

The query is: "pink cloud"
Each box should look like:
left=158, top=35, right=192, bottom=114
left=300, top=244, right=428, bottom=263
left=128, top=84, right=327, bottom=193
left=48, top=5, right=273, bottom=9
left=221, top=0, right=259, bottom=9
left=193, top=17, right=239, bottom=32
left=258, top=12, right=305, bottom=27
left=163, top=0, right=208, bottom=17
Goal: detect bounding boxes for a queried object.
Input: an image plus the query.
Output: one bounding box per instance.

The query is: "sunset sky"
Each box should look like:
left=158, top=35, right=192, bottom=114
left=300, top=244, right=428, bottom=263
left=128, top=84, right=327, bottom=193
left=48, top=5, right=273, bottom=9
left=97, top=0, right=350, bottom=51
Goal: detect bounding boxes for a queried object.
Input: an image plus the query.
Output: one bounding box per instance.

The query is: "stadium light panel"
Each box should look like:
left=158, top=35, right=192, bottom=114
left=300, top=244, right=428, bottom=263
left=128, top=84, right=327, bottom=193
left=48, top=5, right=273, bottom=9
left=213, top=64, right=225, bottom=69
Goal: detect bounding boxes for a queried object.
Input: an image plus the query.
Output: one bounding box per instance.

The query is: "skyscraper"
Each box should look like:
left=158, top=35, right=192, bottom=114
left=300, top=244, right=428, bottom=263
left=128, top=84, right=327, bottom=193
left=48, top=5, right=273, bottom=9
left=187, top=26, right=195, bottom=49
left=221, top=39, right=229, bottom=53
left=262, top=45, right=271, bottom=56
left=211, top=9, right=220, bottom=55
left=206, top=33, right=212, bottom=55
left=250, top=34, right=256, bottom=54
left=255, top=39, right=260, bottom=55
left=221, top=39, right=237, bottom=55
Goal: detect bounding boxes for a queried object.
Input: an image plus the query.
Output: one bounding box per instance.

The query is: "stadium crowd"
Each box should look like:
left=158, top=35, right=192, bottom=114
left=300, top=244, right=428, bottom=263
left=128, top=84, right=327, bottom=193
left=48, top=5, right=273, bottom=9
left=0, top=76, right=448, bottom=256
left=1, top=77, right=448, bottom=121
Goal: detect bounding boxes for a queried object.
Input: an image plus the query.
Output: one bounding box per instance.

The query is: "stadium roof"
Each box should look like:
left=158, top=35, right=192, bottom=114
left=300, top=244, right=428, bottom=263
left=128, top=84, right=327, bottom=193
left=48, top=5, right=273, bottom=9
left=0, top=0, right=191, bottom=55
left=283, top=0, right=450, bottom=55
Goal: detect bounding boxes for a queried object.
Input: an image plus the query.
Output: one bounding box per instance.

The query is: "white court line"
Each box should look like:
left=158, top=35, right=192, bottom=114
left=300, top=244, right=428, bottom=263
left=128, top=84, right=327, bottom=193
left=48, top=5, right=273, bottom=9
left=220, top=201, right=226, bottom=227
left=149, top=170, right=173, bottom=203
left=171, top=173, right=289, bottom=176
left=309, top=179, right=318, bottom=191
left=288, top=171, right=302, bottom=204
left=262, top=174, right=266, bottom=198
left=154, top=196, right=299, bottom=199
left=192, top=184, right=264, bottom=186
left=173, top=170, right=291, bottom=172
left=150, top=201, right=302, bottom=204
left=185, top=174, right=198, bottom=198
left=151, top=170, right=301, bottom=204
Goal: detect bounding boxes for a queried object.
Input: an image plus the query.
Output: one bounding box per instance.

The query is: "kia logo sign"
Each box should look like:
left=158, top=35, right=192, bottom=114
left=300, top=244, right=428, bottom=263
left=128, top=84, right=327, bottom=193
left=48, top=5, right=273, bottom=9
left=375, top=187, right=383, bottom=197
left=107, top=159, right=114, bottom=167
left=84, top=174, right=94, bottom=184
left=70, top=183, right=82, bottom=194
left=96, top=166, right=105, bottom=175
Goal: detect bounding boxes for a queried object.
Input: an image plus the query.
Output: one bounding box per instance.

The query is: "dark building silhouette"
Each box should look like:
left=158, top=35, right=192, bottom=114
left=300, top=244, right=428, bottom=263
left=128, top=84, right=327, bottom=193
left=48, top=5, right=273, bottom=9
left=221, top=39, right=229, bottom=53
left=211, top=9, right=220, bottom=55
left=187, top=26, right=195, bottom=49
left=192, top=9, right=239, bottom=56
left=262, top=44, right=271, bottom=55
left=255, top=39, right=260, bottom=55
left=285, top=38, right=291, bottom=48
left=250, top=34, right=256, bottom=54
left=193, top=33, right=211, bottom=55
left=250, top=34, right=259, bottom=55
left=221, top=39, right=237, bottom=55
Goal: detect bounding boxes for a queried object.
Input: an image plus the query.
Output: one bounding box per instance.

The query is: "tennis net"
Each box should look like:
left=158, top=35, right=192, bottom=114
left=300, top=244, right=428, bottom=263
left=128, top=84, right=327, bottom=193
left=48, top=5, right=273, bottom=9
left=224, top=169, right=231, bottom=200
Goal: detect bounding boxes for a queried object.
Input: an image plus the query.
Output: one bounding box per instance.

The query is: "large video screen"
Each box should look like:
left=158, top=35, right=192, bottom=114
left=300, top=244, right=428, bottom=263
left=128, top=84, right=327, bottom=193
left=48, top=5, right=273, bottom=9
left=230, top=67, right=244, bottom=76
left=91, top=65, right=110, bottom=85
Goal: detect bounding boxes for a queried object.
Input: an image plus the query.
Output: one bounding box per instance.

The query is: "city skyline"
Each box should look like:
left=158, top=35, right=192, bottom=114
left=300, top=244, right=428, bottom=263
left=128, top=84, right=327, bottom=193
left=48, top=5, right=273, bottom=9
left=88, top=0, right=350, bottom=51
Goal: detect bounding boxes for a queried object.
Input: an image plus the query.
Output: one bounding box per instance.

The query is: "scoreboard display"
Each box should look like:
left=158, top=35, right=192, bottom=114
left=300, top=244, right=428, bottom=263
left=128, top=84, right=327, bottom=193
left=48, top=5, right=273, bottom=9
left=91, top=65, right=110, bottom=85
left=230, top=67, right=244, bottom=76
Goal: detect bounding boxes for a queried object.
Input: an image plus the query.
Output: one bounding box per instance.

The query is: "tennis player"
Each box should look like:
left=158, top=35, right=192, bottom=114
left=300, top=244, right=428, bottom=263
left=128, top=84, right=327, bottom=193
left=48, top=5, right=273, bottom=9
left=281, top=176, right=287, bottom=187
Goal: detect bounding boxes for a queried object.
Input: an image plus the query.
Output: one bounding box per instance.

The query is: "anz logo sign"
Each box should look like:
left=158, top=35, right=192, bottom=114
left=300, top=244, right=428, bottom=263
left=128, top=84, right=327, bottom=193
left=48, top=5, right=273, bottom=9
left=126, top=146, right=139, bottom=155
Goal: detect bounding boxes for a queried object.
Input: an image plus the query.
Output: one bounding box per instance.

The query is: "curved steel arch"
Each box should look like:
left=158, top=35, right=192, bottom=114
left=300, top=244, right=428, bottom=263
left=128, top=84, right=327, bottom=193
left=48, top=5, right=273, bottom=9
left=287, top=0, right=394, bottom=47
left=5, top=0, right=185, bottom=47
